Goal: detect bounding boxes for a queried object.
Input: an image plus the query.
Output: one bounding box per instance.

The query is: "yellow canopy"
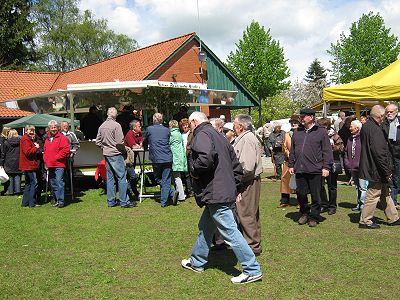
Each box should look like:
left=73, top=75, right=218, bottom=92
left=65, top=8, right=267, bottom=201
left=323, top=59, right=400, bottom=101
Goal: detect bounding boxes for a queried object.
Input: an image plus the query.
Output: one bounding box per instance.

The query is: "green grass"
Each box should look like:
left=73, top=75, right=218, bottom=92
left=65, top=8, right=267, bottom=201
left=0, top=179, right=399, bottom=299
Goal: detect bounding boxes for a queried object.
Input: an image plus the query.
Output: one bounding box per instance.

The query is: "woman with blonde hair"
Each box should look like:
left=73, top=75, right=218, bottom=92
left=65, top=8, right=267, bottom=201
left=19, top=125, right=40, bottom=207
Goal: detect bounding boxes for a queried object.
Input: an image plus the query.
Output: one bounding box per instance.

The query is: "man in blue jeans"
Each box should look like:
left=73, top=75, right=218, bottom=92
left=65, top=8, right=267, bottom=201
left=143, top=113, right=178, bottom=207
left=181, top=111, right=262, bottom=284
left=96, top=107, right=134, bottom=208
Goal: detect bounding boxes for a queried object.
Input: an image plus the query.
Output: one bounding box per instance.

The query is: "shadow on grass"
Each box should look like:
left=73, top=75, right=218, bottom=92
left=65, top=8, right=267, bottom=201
left=348, top=212, right=385, bottom=225
left=339, top=201, right=356, bottom=209
left=206, top=249, right=240, bottom=276
left=285, top=211, right=327, bottom=223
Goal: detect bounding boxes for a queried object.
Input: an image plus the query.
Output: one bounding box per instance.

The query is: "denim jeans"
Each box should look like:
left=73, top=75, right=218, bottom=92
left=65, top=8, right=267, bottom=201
left=351, top=171, right=368, bottom=209
left=190, top=203, right=261, bottom=276
left=22, top=171, right=37, bottom=207
left=105, top=155, right=129, bottom=207
left=5, top=174, right=21, bottom=194
left=126, top=166, right=139, bottom=197
left=49, top=168, right=65, bottom=205
left=390, top=158, right=400, bottom=205
left=153, top=163, right=175, bottom=206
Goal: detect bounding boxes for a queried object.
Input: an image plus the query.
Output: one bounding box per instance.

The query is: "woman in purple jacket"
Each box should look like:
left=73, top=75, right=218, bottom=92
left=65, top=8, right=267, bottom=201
left=344, top=120, right=368, bottom=211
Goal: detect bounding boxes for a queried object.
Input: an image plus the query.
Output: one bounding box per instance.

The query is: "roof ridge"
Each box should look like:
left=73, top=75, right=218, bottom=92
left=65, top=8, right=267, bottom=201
left=62, top=32, right=197, bottom=75
left=0, top=70, right=61, bottom=75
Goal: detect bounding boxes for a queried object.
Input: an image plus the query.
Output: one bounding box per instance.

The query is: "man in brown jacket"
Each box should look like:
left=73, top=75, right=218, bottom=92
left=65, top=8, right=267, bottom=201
left=233, top=114, right=263, bottom=256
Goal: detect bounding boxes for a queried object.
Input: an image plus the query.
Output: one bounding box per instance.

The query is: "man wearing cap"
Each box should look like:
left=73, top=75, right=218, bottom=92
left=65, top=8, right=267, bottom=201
left=223, top=122, right=235, bottom=144
left=289, top=108, right=333, bottom=227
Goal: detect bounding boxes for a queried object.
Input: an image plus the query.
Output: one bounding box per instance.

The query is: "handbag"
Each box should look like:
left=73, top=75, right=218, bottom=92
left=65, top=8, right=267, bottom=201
left=0, top=166, right=9, bottom=183
left=332, top=160, right=343, bottom=174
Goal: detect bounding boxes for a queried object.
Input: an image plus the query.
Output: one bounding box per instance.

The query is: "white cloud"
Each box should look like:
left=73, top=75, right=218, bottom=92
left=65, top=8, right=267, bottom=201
left=78, top=0, right=400, bottom=83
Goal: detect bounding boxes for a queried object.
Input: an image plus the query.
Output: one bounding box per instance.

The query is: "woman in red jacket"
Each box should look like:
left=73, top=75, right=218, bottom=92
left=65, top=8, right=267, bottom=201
left=19, top=125, right=40, bottom=208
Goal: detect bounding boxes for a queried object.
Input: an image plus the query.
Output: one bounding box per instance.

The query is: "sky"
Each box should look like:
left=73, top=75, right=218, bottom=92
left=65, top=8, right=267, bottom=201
left=79, top=0, right=400, bottom=83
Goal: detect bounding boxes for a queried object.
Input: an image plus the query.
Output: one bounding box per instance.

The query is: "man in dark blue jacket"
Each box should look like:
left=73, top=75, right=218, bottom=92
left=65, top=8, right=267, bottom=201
left=181, top=111, right=262, bottom=284
left=359, top=105, right=400, bottom=229
left=289, top=108, right=333, bottom=227
left=143, top=113, right=177, bottom=207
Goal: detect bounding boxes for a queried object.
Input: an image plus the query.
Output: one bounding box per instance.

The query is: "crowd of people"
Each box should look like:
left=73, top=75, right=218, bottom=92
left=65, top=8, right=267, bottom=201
left=264, top=104, right=400, bottom=229
left=3, top=102, right=400, bottom=284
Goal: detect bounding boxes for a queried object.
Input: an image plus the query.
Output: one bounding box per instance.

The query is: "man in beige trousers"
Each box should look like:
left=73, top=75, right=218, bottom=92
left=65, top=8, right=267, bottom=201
left=233, top=114, right=263, bottom=255
left=358, top=105, right=400, bottom=229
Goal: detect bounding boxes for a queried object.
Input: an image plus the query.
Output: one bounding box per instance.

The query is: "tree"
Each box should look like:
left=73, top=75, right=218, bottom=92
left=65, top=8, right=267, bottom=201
left=328, top=11, right=400, bottom=84
left=0, top=0, right=36, bottom=69
left=227, top=21, right=290, bottom=124
left=305, top=58, right=327, bottom=83
left=31, top=0, right=138, bottom=71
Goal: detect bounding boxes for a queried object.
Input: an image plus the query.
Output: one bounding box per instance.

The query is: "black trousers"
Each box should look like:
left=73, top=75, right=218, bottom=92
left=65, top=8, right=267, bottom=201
left=321, top=172, right=338, bottom=210
left=296, top=173, right=323, bottom=220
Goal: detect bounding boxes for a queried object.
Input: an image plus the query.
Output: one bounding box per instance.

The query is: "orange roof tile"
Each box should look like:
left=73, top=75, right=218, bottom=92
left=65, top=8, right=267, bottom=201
left=0, top=32, right=196, bottom=101
left=0, top=70, right=61, bottom=102
left=52, top=32, right=196, bottom=89
left=0, top=106, right=34, bottom=117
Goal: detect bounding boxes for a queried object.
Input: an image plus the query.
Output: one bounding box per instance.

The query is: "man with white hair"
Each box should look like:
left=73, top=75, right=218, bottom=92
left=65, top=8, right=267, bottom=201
left=143, top=113, right=178, bottom=207
left=382, top=103, right=400, bottom=208
left=359, top=105, right=400, bottom=228
left=96, top=107, right=134, bottom=208
left=43, top=120, right=70, bottom=208
left=181, top=111, right=262, bottom=284
left=233, top=114, right=263, bottom=256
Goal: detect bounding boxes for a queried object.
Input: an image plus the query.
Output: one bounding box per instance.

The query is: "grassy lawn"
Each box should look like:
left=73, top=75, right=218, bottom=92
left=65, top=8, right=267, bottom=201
left=0, top=177, right=399, bottom=299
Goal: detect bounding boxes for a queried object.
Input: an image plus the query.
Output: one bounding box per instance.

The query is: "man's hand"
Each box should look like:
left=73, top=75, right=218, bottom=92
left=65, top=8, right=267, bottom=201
left=236, top=193, right=242, bottom=203
left=289, top=167, right=294, bottom=175
left=322, top=168, right=330, bottom=177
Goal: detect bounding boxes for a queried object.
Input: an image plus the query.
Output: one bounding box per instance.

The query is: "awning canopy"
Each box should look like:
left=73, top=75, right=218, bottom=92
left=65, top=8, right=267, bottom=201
left=323, top=59, right=400, bottom=101
left=4, top=114, right=79, bottom=128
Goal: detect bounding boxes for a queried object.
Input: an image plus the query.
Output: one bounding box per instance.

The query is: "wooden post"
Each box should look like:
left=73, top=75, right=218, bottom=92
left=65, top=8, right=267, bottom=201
left=68, top=93, right=75, bottom=131
left=355, top=103, right=361, bottom=119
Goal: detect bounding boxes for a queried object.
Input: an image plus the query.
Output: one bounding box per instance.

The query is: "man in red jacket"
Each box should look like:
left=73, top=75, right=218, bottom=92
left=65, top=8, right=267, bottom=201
left=43, top=120, right=70, bottom=208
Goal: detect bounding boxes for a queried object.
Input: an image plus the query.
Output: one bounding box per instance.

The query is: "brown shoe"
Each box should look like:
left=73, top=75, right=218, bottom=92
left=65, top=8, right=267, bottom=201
left=308, top=219, right=318, bottom=227
left=298, top=214, right=309, bottom=225
left=277, top=203, right=290, bottom=208
left=296, top=204, right=300, bottom=209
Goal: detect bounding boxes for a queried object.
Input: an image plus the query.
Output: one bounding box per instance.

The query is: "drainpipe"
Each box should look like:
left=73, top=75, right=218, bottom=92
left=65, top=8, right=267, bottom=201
left=68, top=92, right=75, bottom=131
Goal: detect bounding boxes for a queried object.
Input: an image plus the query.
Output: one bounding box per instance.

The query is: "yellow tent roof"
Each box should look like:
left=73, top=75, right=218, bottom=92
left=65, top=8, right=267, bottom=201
left=323, top=59, right=400, bottom=101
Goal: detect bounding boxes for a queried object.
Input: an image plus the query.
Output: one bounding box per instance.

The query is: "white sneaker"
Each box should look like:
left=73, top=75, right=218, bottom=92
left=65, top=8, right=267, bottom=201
left=181, top=259, right=204, bottom=273
left=231, top=273, right=263, bottom=284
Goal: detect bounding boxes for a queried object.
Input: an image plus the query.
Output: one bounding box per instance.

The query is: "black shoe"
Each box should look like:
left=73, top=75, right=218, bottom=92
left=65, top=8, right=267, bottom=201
left=57, top=203, right=65, bottom=208
left=328, top=209, right=336, bottom=215
left=388, top=219, right=400, bottom=226
left=108, top=203, right=118, bottom=207
left=359, top=223, right=380, bottom=229
left=320, top=207, right=329, bottom=213
left=52, top=202, right=59, bottom=208
left=351, top=207, right=361, bottom=212
left=121, top=203, right=135, bottom=208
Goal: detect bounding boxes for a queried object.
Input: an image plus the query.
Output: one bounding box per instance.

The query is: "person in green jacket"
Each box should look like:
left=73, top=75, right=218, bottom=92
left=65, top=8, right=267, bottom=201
left=169, top=120, right=187, bottom=201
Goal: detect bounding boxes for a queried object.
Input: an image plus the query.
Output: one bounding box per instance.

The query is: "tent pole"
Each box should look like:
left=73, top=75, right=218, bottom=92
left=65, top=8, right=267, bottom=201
left=68, top=93, right=75, bottom=131
left=355, top=103, right=361, bottom=119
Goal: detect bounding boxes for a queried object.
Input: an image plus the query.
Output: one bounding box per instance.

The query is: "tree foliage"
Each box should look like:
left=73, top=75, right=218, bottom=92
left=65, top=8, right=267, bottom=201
left=0, top=0, right=36, bottom=69
left=287, top=80, right=327, bottom=111
left=31, top=0, right=138, bottom=71
left=305, top=58, right=327, bottom=83
left=328, top=11, right=400, bottom=84
left=227, top=21, right=290, bottom=102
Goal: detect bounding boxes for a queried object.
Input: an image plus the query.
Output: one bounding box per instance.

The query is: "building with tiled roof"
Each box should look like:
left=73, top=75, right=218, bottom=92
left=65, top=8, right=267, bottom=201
left=0, top=32, right=258, bottom=119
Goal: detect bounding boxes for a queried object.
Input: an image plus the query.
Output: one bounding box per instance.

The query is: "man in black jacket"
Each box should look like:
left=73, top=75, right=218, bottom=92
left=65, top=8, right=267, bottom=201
left=382, top=103, right=400, bottom=208
left=181, top=111, right=262, bottom=284
left=359, top=105, right=400, bottom=229
left=289, top=108, right=333, bottom=227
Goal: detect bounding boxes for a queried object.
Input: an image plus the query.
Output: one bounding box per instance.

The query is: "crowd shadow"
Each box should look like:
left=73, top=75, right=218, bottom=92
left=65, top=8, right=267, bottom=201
left=206, top=248, right=240, bottom=276
left=338, top=201, right=356, bottom=209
